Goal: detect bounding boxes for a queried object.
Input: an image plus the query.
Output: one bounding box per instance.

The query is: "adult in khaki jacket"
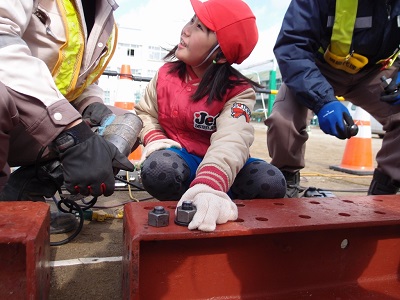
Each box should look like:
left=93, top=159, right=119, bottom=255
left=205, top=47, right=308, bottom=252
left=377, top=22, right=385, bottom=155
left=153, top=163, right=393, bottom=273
left=0, top=0, right=134, bottom=203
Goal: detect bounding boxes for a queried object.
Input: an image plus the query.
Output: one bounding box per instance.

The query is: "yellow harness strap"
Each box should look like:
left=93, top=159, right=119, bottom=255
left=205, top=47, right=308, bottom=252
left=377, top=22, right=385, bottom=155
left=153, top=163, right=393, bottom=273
left=323, top=0, right=369, bottom=74
left=376, top=48, right=400, bottom=70
left=330, top=0, right=358, bottom=56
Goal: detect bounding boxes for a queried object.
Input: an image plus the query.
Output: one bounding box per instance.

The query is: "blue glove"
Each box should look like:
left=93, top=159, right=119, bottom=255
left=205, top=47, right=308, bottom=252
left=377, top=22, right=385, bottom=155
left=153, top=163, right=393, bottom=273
left=380, top=71, right=400, bottom=105
left=317, top=101, right=355, bottom=139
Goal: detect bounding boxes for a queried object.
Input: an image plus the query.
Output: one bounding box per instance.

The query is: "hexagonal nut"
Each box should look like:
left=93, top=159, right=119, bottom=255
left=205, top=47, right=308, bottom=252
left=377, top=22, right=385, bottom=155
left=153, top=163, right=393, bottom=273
left=175, top=201, right=197, bottom=226
left=148, top=206, right=170, bottom=227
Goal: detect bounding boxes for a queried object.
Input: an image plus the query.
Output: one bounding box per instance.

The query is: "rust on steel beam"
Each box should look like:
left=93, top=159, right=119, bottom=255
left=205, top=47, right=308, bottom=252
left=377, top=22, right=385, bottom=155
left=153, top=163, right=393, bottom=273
left=0, top=201, right=50, bottom=299
left=122, top=195, right=400, bottom=300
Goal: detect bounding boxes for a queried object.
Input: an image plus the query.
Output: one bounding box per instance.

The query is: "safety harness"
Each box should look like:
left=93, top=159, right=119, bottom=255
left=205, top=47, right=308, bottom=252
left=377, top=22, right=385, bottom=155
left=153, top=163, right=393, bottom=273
left=323, top=0, right=400, bottom=73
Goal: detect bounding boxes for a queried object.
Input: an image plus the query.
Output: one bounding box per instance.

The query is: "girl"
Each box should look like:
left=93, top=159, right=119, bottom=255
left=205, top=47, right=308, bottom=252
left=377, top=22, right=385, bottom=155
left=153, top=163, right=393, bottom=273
left=135, top=0, right=286, bottom=232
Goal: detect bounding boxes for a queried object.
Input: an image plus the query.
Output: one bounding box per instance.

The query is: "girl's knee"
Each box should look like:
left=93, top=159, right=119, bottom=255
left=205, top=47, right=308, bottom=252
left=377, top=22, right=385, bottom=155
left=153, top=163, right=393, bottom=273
left=231, top=160, right=286, bottom=199
left=141, top=150, right=190, bottom=200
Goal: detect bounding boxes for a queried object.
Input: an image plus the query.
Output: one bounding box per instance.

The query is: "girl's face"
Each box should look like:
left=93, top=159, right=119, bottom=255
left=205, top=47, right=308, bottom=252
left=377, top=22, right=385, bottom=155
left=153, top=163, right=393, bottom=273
left=175, top=15, right=218, bottom=74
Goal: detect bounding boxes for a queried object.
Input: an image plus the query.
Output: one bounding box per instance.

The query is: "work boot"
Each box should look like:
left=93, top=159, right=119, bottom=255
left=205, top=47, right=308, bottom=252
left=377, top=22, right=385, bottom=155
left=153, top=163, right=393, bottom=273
left=368, top=169, right=399, bottom=195
left=282, top=171, right=302, bottom=198
left=50, top=211, right=78, bottom=234
left=0, top=161, right=78, bottom=234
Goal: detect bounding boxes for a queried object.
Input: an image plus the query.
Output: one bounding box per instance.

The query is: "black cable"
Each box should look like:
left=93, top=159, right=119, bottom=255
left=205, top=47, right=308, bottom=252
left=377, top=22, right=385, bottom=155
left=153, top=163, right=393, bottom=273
left=114, top=175, right=146, bottom=191
left=16, top=146, right=47, bottom=200
left=50, top=197, right=84, bottom=246
left=27, top=146, right=87, bottom=246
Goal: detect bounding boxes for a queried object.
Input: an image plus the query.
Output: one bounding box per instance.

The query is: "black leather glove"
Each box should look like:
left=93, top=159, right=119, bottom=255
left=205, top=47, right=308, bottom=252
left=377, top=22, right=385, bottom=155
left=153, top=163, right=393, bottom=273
left=82, top=102, right=114, bottom=126
left=53, top=122, right=134, bottom=196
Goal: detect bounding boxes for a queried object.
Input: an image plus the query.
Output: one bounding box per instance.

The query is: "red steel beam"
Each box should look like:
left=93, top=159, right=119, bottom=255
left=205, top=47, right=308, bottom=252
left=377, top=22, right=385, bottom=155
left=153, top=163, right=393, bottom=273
left=123, top=195, right=400, bottom=299
left=0, top=201, right=50, bottom=299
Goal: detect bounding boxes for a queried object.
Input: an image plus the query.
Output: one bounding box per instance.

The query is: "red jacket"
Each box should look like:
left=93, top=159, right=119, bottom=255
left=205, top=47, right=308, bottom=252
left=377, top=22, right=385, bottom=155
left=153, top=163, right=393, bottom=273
left=136, top=63, right=257, bottom=192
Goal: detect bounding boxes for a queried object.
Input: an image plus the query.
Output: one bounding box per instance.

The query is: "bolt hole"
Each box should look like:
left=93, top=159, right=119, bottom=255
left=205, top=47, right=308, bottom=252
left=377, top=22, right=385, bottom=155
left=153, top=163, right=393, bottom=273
left=374, top=210, right=386, bottom=215
left=235, top=218, right=244, bottom=222
left=299, top=215, right=311, bottom=219
left=255, top=217, right=268, bottom=221
left=309, top=201, right=320, bottom=204
left=372, top=198, right=383, bottom=202
left=342, top=200, right=354, bottom=203
left=341, top=239, right=349, bottom=249
left=338, top=212, right=351, bottom=217
left=273, top=202, right=284, bottom=206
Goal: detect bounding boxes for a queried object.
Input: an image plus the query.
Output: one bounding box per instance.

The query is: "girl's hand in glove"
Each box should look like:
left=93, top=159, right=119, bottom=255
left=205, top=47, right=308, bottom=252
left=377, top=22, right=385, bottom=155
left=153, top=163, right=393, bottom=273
left=176, top=184, right=238, bottom=232
left=139, top=139, right=182, bottom=165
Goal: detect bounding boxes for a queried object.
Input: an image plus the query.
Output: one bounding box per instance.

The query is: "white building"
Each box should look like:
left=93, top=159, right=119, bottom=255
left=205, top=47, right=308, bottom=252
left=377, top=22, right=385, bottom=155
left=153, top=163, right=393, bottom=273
left=98, top=26, right=168, bottom=106
left=99, top=26, right=281, bottom=111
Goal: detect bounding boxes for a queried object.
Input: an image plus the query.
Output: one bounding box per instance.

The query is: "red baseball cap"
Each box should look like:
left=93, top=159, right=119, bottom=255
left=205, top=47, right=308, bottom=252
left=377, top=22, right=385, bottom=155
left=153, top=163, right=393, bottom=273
left=190, top=0, right=258, bottom=65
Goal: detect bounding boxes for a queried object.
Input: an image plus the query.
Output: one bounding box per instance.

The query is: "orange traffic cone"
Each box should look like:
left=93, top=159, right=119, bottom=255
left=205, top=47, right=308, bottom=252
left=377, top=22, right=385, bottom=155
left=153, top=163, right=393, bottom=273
left=330, top=106, right=374, bottom=175
left=114, top=64, right=135, bottom=111
left=128, top=145, right=143, bottom=164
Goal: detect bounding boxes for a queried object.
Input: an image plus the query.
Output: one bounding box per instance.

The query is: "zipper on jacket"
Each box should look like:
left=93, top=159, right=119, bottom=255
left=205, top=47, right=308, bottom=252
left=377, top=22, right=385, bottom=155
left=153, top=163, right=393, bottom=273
left=34, top=8, right=57, bottom=39
left=386, top=0, right=391, bottom=20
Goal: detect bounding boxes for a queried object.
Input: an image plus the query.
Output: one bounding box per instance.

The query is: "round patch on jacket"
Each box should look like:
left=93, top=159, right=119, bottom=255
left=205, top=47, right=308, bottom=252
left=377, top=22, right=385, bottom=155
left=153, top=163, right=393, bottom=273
left=231, top=103, right=251, bottom=122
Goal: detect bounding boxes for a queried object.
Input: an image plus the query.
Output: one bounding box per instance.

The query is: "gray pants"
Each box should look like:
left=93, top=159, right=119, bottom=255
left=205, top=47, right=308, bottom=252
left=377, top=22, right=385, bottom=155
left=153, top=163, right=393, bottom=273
left=0, top=82, right=41, bottom=191
left=265, top=60, right=400, bottom=182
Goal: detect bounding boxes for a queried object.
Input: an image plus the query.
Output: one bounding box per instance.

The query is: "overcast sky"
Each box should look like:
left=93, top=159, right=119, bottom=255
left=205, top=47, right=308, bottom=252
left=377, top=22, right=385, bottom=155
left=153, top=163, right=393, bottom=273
left=113, top=0, right=291, bottom=70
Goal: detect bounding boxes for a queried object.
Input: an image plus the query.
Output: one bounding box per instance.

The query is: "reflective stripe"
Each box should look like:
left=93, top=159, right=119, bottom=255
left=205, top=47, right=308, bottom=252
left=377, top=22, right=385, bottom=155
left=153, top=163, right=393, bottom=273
left=327, top=16, right=372, bottom=29
left=52, top=0, right=84, bottom=98
left=49, top=1, right=117, bottom=101
left=66, top=24, right=118, bottom=101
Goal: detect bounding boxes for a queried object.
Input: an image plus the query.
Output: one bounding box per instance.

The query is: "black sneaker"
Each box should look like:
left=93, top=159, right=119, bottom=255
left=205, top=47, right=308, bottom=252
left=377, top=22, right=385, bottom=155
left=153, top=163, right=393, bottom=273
left=282, top=171, right=303, bottom=198
left=50, top=211, right=78, bottom=234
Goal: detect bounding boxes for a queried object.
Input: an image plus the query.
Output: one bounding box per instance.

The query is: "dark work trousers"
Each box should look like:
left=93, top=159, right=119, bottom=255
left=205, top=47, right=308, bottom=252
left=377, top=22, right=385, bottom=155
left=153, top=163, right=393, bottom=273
left=265, top=60, right=400, bottom=183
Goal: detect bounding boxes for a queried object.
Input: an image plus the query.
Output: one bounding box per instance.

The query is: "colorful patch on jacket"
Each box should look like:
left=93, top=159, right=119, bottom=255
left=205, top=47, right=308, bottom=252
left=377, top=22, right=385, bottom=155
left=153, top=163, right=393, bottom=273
left=194, top=111, right=219, bottom=131
left=231, top=103, right=251, bottom=122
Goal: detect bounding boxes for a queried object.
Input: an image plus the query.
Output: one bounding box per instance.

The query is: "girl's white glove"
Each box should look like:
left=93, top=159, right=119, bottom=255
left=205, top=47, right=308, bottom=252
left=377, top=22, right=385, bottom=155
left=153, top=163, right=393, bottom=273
left=139, top=139, right=182, bottom=165
left=176, top=184, right=238, bottom=232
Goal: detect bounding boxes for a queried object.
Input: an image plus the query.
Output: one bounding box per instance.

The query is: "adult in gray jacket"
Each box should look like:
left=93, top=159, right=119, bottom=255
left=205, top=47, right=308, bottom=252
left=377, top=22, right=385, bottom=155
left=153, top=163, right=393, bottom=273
left=0, top=0, right=135, bottom=231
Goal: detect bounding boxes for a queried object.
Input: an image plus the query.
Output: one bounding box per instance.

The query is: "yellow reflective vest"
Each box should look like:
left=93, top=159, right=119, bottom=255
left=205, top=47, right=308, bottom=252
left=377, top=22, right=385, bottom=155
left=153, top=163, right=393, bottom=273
left=0, top=0, right=118, bottom=107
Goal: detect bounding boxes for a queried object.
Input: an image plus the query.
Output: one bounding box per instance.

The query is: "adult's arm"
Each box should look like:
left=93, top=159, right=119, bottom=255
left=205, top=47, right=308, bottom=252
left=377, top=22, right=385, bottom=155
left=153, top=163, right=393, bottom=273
left=273, top=0, right=337, bottom=113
